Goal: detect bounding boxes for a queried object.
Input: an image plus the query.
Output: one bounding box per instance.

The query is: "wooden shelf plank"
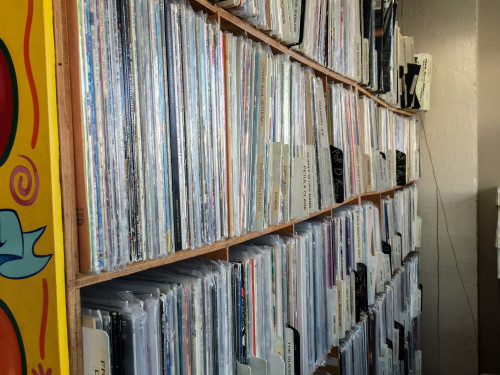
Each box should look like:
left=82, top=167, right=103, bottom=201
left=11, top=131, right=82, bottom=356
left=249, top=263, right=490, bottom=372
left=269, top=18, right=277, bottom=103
left=73, top=184, right=414, bottom=289
left=357, top=86, right=414, bottom=116
left=361, top=186, right=397, bottom=197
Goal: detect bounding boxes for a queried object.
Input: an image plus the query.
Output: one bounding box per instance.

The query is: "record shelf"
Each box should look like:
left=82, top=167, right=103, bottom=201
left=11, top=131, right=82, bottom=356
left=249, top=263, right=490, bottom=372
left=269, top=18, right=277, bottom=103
left=50, top=0, right=418, bottom=373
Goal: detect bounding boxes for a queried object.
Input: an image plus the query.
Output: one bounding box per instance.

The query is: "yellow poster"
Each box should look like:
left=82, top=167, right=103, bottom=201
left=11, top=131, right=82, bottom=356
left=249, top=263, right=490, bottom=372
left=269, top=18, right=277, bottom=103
left=0, top=0, right=69, bottom=374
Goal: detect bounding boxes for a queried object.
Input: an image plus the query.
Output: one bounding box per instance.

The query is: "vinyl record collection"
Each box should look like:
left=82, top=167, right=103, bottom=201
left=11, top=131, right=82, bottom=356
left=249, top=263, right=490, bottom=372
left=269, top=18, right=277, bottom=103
left=76, top=0, right=423, bottom=273
left=325, top=185, right=422, bottom=375
left=75, top=0, right=424, bottom=371
left=211, top=0, right=304, bottom=46
left=357, top=96, right=421, bottom=192
left=326, top=85, right=420, bottom=203
left=389, top=36, right=433, bottom=111
left=81, top=185, right=421, bottom=374
left=338, top=253, right=421, bottom=375
left=223, top=37, right=335, bottom=234
left=65, top=0, right=432, bottom=369
left=212, top=0, right=432, bottom=109
left=77, top=0, right=357, bottom=273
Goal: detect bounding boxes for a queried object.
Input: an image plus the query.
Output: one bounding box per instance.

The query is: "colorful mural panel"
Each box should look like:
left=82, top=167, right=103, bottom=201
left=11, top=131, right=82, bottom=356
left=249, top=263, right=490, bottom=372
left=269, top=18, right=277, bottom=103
left=0, top=0, right=69, bottom=373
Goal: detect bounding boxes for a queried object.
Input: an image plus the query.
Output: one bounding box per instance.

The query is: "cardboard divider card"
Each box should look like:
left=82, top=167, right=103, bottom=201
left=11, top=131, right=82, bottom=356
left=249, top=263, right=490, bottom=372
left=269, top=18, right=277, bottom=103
left=415, top=350, right=422, bottom=375
left=337, top=282, right=344, bottom=339
left=282, top=144, right=291, bottom=222
left=273, top=333, right=285, bottom=356
left=331, top=146, right=345, bottom=203
left=378, top=356, right=387, bottom=375
left=284, top=327, right=295, bottom=375
left=249, top=355, right=267, bottom=375
left=396, top=151, right=407, bottom=186
left=411, top=289, right=422, bottom=319
left=363, top=153, right=372, bottom=192
left=371, top=147, right=378, bottom=190
left=237, top=362, right=253, bottom=375
left=386, top=339, right=394, bottom=374
left=354, top=145, right=364, bottom=195
left=351, top=272, right=357, bottom=327
left=387, top=151, right=395, bottom=187
left=82, top=327, right=111, bottom=375
left=291, top=156, right=310, bottom=220
left=327, top=286, right=340, bottom=347
left=392, top=234, right=402, bottom=270
left=355, top=264, right=368, bottom=321
left=393, top=328, right=399, bottom=369
left=270, top=143, right=283, bottom=226
left=413, top=216, right=422, bottom=248
left=344, top=277, right=352, bottom=332
left=269, top=353, right=286, bottom=374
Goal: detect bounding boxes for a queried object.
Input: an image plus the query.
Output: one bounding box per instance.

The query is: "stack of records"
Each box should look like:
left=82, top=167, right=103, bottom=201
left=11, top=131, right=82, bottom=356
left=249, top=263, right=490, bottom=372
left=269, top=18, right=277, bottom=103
left=358, top=96, right=421, bottom=193
left=326, top=0, right=362, bottom=81
left=330, top=184, right=420, bottom=338
left=82, top=220, right=336, bottom=375
left=393, top=184, right=419, bottom=260
left=210, top=0, right=433, bottom=106
left=76, top=0, right=339, bottom=273
left=76, top=0, right=230, bottom=272
left=338, top=252, right=421, bottom=375
left=81, top=185, right=421, bottom=375
left=81, top=258, right=234, bottom=374
left=326, top=83, right=363, bottom=203
left=393, top=36, right=433, bottom=110
left=212, top=0, right=303, bottom=46
left=224, top=34, right=334, bottom=235
left=394, top=114, right=421, bottom=185
left=165, top=3, right=228, bottom=251
left=380, top=185, right=419, bottom=274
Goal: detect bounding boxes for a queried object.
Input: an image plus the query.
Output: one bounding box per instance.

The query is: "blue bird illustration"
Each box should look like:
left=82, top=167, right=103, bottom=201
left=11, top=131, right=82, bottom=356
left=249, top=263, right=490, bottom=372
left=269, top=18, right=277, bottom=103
left=0, top=209, right=51, bottom=279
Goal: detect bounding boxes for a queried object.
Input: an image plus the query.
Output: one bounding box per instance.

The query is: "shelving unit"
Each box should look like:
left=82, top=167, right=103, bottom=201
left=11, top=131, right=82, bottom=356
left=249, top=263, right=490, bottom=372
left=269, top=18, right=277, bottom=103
left=50, top=0, right=418, bottom=373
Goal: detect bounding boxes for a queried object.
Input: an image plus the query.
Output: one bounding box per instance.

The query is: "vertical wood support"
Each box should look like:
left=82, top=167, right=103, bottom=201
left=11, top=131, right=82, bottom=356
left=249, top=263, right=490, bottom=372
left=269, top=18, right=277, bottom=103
left=207, top=10, right=220, bottom=23
left=322, top=75, right=329, bottom=91
left=201, top=247, right=229, bottom=261
left=317, top=346, right=340, bottom=374
left=362, top=193, right=382, bottom=209
left=53, top=0, right=84, bottom=373
left=274, top=222, right=295, bottom=236
left=385, top=189, right=395, bottom=199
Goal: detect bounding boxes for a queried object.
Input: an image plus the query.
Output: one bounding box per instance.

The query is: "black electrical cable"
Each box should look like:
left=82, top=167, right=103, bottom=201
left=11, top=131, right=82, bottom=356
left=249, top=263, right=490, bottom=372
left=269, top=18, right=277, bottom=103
left=436, top=186, right=440, bottom=374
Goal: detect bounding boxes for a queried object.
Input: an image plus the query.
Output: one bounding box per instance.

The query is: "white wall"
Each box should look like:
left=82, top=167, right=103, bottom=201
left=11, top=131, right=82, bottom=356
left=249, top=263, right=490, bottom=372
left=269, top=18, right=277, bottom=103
left=400, top=0, right=478, bottom=374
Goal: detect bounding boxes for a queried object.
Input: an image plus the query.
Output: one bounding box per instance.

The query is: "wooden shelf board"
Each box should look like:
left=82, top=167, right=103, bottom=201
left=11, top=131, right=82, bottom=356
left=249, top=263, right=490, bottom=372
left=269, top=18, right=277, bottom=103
left=361, top=187, right=393, bottom=197
left=73, top=184, right=414, bottom=289
left=189, top=0, right=218, bottom=13
left=360, top=190, right=383, bottom=198
left=74, top=241, right=226, bottom=288
left=357, top=86, right=414, bottom=117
